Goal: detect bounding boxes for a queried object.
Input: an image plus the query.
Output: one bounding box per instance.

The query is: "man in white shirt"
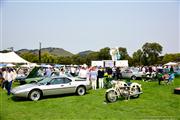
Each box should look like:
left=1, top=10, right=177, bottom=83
left=6, top=68, right=14, bottom=96
left=78, top=67, right=88, bottom=79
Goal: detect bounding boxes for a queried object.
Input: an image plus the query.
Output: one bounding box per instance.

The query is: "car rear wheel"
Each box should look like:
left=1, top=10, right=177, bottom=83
left=131, top=75, right=136, bottom=80
left=76, top=86, right=86, bottom=96
left=28, top=90, right=41, bottom=101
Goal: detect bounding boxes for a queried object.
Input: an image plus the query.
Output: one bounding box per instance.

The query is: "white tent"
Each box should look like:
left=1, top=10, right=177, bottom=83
left=0, top=52, right=29, bottom=63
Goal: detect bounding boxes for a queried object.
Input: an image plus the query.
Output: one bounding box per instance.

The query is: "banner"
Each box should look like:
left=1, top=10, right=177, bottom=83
left=91, top=61, right=104, bottom=67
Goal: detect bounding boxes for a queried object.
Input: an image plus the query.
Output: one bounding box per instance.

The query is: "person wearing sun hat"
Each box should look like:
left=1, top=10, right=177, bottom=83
left=89, top=66, right=98, bottom=90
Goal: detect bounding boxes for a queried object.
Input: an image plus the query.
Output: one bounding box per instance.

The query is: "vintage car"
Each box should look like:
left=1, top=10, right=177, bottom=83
left=11, top=76, right=91, bottom=101
left=16, top=67, right=59, bottom=84
left=121, top=68, right=145, bottom=80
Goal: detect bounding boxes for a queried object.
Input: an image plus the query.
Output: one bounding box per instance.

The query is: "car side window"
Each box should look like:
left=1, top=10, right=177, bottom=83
left=50, top=78, right=64, bottom=85
left=124, top=70, right=128, bottom=72
left=63, top=78, right=72, bottom=84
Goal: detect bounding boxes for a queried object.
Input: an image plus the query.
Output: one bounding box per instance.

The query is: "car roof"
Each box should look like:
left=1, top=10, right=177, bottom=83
left=49, top=76, right=74, bottom=80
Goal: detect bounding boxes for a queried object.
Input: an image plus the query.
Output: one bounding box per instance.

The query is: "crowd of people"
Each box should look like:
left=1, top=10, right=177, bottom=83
left=0, top=64, right=179, bottom=95
left=0, top=67, right=17, bottom=96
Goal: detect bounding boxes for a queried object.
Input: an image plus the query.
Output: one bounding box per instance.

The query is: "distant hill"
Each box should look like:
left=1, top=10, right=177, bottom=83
left=17, top=47, right=74, bottom=57
left=78, top=50, right=94, bottom=56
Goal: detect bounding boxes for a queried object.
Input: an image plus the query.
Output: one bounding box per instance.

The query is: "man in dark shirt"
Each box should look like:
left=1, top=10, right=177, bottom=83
left=98, top=67, right=105, bottom=88
left=116, top=67, right=122, bottom=80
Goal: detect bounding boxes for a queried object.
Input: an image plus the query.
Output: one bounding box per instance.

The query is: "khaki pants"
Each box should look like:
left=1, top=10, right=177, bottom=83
left=99, top=78, right=104, bottom=88
left=91, top=79, right=96, bottom=90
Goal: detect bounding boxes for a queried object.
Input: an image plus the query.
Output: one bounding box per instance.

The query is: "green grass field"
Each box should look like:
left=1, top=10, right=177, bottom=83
left=1, top=77, right=180, bottom=120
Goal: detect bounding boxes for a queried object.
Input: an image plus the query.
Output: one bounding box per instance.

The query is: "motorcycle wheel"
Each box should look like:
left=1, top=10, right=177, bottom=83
left=131, top=87, right=140, bottom=98
left=105, top=90, right=118, bottom=103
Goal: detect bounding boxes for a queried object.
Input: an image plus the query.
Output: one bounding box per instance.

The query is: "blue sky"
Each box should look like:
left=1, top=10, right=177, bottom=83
left=0, top=0, right=179, bottom=56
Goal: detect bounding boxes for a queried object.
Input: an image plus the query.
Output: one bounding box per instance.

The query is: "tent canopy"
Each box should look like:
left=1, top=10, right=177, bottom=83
left=0, top=52, right=29, bottom=63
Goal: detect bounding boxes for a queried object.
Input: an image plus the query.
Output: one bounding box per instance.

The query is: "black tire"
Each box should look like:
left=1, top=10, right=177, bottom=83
left=105, top=90, right=118, bottom=103
left=131, top=87, right=140, bottom=98
left=28, top=90, right=42, bottom=101
left=131, top=76, right=136, bottom=80
left=76, top=86, right=86, bottom=96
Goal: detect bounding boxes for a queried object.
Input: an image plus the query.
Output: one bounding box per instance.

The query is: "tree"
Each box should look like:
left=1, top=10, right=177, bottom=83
left=132, top=49, right=143, bottom=66
left=41, top=52, right=57, bottom=63
left=142, top=42, right=163, bottom=65
left=98, top=47, right=111, bottom=60
left=162, top=53, right=180, bottom=64
left=118, top=47, right=130, bottom=60
left=19, top=52, right=39, bottom=63
left=71, top=55, right=86, bottom=65
left=86, top=52, right=100, bottom=65
left=56, top=56, right=72, bottom=65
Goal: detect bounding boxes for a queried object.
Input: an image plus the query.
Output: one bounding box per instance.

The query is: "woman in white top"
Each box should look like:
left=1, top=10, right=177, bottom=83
left=89, top=67, right=98, bottom=90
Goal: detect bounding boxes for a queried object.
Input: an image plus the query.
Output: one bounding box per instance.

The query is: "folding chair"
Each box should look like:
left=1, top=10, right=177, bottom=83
left=167, top=73, right=175, bottom=85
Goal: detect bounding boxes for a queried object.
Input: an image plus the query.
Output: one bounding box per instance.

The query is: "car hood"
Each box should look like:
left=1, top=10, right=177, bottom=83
left=12, top=84, right=39, bottom=92
left=74, top=77, right=86, bottom=81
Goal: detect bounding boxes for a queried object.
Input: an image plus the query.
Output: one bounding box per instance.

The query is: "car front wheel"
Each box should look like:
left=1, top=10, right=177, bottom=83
left=28, top=90, right=41, bottom=101
left=76, top=86, right=86, bottom=96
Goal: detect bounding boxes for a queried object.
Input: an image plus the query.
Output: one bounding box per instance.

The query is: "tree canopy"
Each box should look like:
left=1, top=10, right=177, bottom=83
left=141, top=42, right=163, bottom=65
left=17, top=42, right=180, bottom=66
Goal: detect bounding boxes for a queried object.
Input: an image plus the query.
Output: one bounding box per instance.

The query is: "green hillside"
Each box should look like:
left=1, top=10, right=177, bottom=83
left=17, top=47, right=74, bottom=57
left=78, top=50, right=94, bottom=56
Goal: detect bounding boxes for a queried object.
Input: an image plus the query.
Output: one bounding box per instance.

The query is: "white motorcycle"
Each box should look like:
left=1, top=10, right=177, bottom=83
left=105, top=80, right=143, bottom=103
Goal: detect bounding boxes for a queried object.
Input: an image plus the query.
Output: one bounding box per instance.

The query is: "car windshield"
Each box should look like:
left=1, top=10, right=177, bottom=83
left=63, top=73, right=73, bottom=78
left=132, top=69, right=139, bottom=72
left=37, top=77, right=52, bottom=85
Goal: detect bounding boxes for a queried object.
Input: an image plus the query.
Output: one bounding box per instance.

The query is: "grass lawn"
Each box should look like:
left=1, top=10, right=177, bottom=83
left=1, top=77, right=180, bottom=120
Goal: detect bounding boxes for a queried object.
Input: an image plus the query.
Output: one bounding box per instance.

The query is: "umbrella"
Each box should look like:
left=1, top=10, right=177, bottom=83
left=164, top=62, right=177, bottom=66
left=0, top=64, right=6, bottom=68
left=6, top=63, right=15, bottom=67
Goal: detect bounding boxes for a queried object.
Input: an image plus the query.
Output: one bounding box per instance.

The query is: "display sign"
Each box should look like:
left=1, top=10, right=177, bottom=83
left=91, top=61, right=104, bottom=67
left=115, top=60, right=129, bottom=67
left=104, top=60, right=114, bottom=67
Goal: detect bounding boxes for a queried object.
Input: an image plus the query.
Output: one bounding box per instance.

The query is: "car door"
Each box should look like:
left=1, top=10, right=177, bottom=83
left=123, top=69, right=133, bottom=78
left=43, top=78, right=65, bottom=96
left=60, top=77, right=76, bottom=94
left=121, top=70, right=128, bottom=78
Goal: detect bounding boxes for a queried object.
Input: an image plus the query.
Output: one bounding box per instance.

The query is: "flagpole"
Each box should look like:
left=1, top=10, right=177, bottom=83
left=39, top=42, right=41, bottom=63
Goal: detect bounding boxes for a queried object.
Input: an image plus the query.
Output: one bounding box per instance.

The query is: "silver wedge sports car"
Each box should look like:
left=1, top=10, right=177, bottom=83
left=11, top=76, right=91, bottom=101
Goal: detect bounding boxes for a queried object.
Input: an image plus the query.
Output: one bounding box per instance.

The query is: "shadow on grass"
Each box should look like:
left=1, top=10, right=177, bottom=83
left=11, top=91, right=91, bottom=102
left=11, top=96, right=28, bottom=102
left=104, top=95, right=142, bottom=104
